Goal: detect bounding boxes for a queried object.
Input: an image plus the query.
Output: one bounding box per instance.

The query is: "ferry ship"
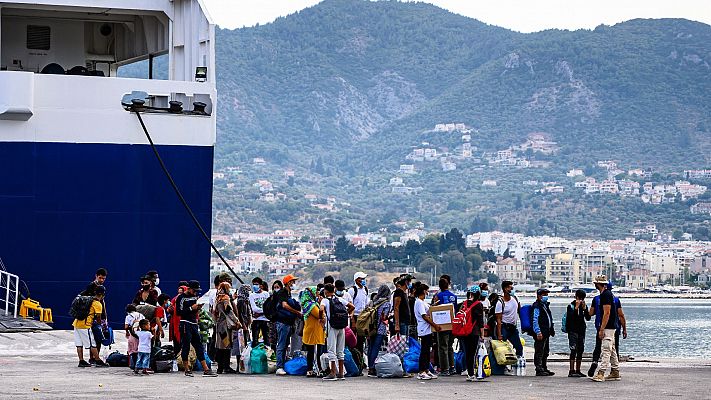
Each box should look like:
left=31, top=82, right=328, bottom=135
left=0, top=0, right=216, bottom=328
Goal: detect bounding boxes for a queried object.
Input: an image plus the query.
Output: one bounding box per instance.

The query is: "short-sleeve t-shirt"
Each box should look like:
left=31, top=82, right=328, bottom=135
left=435, top=290, right=458, bottom=309
left=599, top=289, right=619, bottom=330
left=494, top=296, right=519, bottom=325
left=135, top=330, right=153, bottom=353
left=73, top=300, right=102, bottom=329
left=393, top=288, right=410, bottom=325
left=124, top=311, right=145, bottom=329
left=320, top=296, right=348, bottom=327
left=249, top=291, right=270, bottom=321
left=348, top=286, right=369, bottom=315
left=414, top=298, right=431, bottom=337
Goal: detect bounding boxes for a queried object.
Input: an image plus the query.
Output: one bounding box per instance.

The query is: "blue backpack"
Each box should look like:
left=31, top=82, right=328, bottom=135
left=520, top=304, right=534, bottom=335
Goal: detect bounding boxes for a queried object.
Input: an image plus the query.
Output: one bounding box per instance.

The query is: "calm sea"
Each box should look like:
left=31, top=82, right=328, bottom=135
left=535, top=297, right=711, bottom=359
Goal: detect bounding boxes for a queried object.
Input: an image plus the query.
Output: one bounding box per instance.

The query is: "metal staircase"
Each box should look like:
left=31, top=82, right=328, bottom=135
left=0, top=258, right=52, bottom=332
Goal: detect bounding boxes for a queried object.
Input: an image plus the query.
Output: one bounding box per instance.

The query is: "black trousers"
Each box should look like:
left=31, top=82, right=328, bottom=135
left=418, top=334, right=433, bottom=372
left=180, top=322, right=205, bottom=362
left=462, top=333, right=480, bottom=377
left=568, top=332, right=585, bottom=361
left=251, top=320, right=270, bottom=347
left=215, top=348, right=232, bottom=371
left=305, top=343, right=325, bottom=372
left=592, top=330, right=620, bottom=363
left=534, top=334, right=550, bottom=372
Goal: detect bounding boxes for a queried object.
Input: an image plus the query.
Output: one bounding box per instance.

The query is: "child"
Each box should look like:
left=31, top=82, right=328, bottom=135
left=566, top=289, right=591, bottom=377
left=130, top=319, right=154, bottom=375
left=124, top=304, right=145, bottom=369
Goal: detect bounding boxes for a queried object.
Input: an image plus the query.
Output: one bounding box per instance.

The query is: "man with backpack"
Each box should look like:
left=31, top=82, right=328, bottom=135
left=320, top=283, right=355, bottom=380
left=80, top=268, right=108, bottom=361
left=72, top=285, right=109, bottom=367
left=532, top=288, right=555, bottom=376
left=495, top=281, right=524, bottom=359
left=348, top=272, right=369, bottom=354
left=273, top=274, right=302, bottom=375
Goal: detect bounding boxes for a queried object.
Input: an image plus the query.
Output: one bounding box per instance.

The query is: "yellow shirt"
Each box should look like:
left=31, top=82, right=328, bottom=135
left=72, top=300, right=102, bottom=329
left=302, top=306, right=325, bottom=346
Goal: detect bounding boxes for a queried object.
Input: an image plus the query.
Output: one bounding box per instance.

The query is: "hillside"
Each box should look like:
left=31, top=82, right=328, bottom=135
left=207, top=0, right=711, bottom=239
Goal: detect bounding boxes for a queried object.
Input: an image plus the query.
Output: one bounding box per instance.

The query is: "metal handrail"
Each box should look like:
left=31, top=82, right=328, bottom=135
left=0, top=270, right=20, bottom=318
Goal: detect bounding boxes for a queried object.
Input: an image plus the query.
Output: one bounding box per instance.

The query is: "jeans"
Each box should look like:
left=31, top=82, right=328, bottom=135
left=501, top=324, right=524, bottom=357
left=534, top=335, right=550, bottom=372
left=251, top=320, right=270, bottom=348
left=599, top=329, right=619, bottom=372
left=462, top=333, right=480, bottom=377
left=276, top=322, right=293, bottom=369
left=418, top=334, right=433, bottom=372
left=180, top=322, right=205, bottom=362
left=135, top=352, right=150, bottom=370
left=368, top=334, right=385, bottom=369
left=568, top=332, right=585, bottom=361
left=437, top=331, right=454, bottom=371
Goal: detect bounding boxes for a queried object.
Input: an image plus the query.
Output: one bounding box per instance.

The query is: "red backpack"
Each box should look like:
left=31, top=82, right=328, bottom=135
left=452, top=300, right=480, bottom=338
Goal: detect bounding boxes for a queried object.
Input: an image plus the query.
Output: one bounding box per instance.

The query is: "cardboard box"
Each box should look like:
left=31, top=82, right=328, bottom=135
left=429, top=303, right=455, bottom=331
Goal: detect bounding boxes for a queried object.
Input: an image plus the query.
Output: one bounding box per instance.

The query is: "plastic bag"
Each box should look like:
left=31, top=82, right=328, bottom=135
left=250, top=344, right=268, bottom=374
left=491, top=340, right=517, bottom=366
left=387, top=334, right=408, bottom=357
left=344, top=348, right=361, bottom=377
left=265, top=346, right=277, bottom=373
left=402, top=337, right=421, bottom=373
left=284, top=355, right=308, bottom=375
left=454, top=350, right=465, bottom=374
left=375, top=352, right=404, bottom=378
left=239, top=345, right=252, bottom=374
left=345, top=326, right=357, bottom=349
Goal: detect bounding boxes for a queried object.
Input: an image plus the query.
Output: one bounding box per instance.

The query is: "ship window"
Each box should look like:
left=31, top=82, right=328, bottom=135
left=27, top=25, right=51, bottom=50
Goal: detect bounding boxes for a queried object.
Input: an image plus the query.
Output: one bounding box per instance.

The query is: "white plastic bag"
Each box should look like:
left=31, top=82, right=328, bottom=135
left=239, top=345, right=252, bottom=374
left=375, top=352, right=404, bottom=378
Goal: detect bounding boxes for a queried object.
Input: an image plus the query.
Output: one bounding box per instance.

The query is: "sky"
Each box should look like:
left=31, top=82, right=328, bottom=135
left=202, top=0, right=711, bottom=33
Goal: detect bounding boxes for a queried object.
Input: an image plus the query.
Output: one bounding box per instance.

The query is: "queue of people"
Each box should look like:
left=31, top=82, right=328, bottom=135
left=70, top=268, right=627, bottom=383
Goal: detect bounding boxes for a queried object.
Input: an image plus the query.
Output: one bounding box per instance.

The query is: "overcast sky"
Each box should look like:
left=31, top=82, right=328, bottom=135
left=202, top=0, right=711, bottom=33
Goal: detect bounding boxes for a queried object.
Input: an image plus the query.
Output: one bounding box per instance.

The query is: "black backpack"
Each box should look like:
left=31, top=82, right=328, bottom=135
left=328, top=297, right=349, bottom=329
left=69, top=295, right=95, bottom=321
left=262, top=294, right=278, bottom=321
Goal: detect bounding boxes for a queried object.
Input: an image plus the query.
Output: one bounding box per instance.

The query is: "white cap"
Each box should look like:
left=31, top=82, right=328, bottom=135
left=353, top=272, right=368, bottom=281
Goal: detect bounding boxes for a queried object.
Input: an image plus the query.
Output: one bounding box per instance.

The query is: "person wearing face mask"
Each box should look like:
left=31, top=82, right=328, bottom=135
left=133, top=275, right=159, bottom=306
left=495, top=280, right=524, bottom=360
left=566, top=289, right=590, bottom=377
left=348, top=272, right=369, bottom=354
left=249, top=277, right=271, bottom=348
left=532, top=288, right=555, bottom=376
left=274, top=274, right=303, bottom=375
left=147, top=270, right=161, bottom=296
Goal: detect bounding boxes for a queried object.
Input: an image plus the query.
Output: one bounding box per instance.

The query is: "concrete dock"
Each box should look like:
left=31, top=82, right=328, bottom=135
left=1, top=331, right=709, bottom=399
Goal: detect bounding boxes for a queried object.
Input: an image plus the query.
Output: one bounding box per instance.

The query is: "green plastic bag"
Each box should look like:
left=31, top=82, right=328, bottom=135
left=250, top=344, right=268, bottom=374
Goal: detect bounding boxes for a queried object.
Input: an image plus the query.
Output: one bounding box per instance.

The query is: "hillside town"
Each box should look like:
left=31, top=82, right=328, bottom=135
left=211, top=228, right=711, bottom=292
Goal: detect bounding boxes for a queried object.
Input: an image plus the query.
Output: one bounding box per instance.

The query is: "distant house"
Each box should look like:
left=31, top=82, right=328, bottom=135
left=482, top=180, right=497, bottom=187
left=399, top=164, right=416, bottom=174
left=441, top=161, right=456, bottom=171
left=253, top=157, right=266, bottom=165
left=566, top=169, right=584, bottom=177
left=691, top=202, right=711, bottom=215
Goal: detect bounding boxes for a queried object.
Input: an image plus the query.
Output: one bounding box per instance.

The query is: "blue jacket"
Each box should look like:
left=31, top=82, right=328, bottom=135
left=532, top=300, right=554, bottom=337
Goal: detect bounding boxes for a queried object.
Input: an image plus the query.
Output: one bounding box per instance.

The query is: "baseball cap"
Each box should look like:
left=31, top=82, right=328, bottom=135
left=188, top=280, right=202, bottom=291
left=536, top=288, right=550, bottom=296
left=282, top=274, right=298, bottom=285
left=354, top=272, right=368, bottom=281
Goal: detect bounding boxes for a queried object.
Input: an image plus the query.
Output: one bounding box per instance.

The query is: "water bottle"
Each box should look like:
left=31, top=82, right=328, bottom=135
left=519, top=356, right=526, bottom=376
left=172, top=359, right=178, bottom=372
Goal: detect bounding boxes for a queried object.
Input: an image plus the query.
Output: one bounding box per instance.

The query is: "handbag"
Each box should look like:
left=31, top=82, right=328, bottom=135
left=387, top=334, right=408, bottom=357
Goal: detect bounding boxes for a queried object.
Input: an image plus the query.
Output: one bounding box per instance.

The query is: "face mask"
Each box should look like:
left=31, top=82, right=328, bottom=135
left=165, top=301, right=170, bottom=308
left=142, top=284, right=150, bottom=290
left=252, top=285, right=261, bottom=293
left=336, top=290, right=344, bottom=296
left=154, top=278, right=160, bottom=286
left=481, top=290, right=489, bottom=298
left=361, top=280, right=367, bottom=287
left=509, top=289, right=516, bottom=296
left=541, top=296, right=549, bottom=303
left=407, top=283, right=413, bottom=289
left=290, top=284, right=297, bottom=291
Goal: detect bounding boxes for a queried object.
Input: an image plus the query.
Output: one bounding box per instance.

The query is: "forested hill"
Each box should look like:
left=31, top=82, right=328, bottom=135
left=209, top=0, right=711, bottom=239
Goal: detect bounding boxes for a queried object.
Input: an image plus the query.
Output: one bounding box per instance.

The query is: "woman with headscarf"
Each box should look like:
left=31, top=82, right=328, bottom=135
left=300, top=286, right=325, bottom=376
left=214, top=282, right=241, bottom=374
left=235, top=284, right=253, bottom=350
left=366, top=284, right=392, bottom=377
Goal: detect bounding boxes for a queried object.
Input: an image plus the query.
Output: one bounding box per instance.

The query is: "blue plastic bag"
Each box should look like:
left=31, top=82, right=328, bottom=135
left=454, top=350, right=465, bottom=374
left=284, top=355, right=308, bottom=375
left=344, top=348, right=361, bottom=377
left=194, top=351, right=212, bottom=371
left=403, top=337, right=421, bottom=373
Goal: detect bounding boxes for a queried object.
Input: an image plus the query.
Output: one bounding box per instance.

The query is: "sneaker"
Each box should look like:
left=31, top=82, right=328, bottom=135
left=78, top=360, right=91, bottom=368
left=461, top=370, right=469, bottom=376
left=322, top=374, right=338, bottom=381
left=142, top=370, right=151, bottom=375
left=367, top=369, right=378, bottom=378
left=590, top=370, right=605, bottom=382
left=587, top=362, right=598, bottom=377
left=276, top=368, right=287, bottom=376
left=568, top=371, right=578, bottom=377
left=337, top=374, right=346, bottom=381
left=89, top=359, right=96, bottom=366
left=574, top=371, right=586, bottom=377
left=440, top=370, right=452, bottom=376
left=185, top=370, right=194, bottom=377
left=133, top=370, right=140, bottom=375
left=536, top=370, right=550, bottom=376
left=417, top=372, right=432, bottom=380
left=606, top=369, right=621, bottom=381
left=544, top=370, right=555, bottom=376
left=93, top=359, right=109, bottom=368
left=466, top=375, right=476, bottom=382
left=427, top=371, right=438, bottom=379
left=449, top=367, right=456, bottom=375
left=203, top=370, right=217, bottom=377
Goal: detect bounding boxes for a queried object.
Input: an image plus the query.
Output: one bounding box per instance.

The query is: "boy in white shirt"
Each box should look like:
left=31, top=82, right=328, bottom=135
left=130, top=319, right=154, bottom=375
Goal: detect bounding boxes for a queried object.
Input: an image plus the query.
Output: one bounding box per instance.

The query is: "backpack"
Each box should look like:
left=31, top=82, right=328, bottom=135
left=452, top=300, right=480, bottom=338
left=328, top=297, right=349, bottom=330
left=519, top=304, right=534, bottom=336
left=69, top=295, right=95, bottom=321
left=136, top=303, right=157, bottom=320
left=561, top=304, right=571, bottom=334
left=262, top=294, right=278, bottom=321
left=355, top=299, right=386, bottom=337
left=351, top=285, right=368, bottom=302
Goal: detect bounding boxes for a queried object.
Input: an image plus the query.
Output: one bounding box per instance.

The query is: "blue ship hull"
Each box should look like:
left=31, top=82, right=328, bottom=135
left=0, top=141, right=213, bottom=328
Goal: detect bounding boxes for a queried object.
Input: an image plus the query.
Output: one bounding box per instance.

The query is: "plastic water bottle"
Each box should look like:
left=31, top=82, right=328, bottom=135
left=172, top=359, right=178, bottom=372
left=519, top=356, right=526, bottom=376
